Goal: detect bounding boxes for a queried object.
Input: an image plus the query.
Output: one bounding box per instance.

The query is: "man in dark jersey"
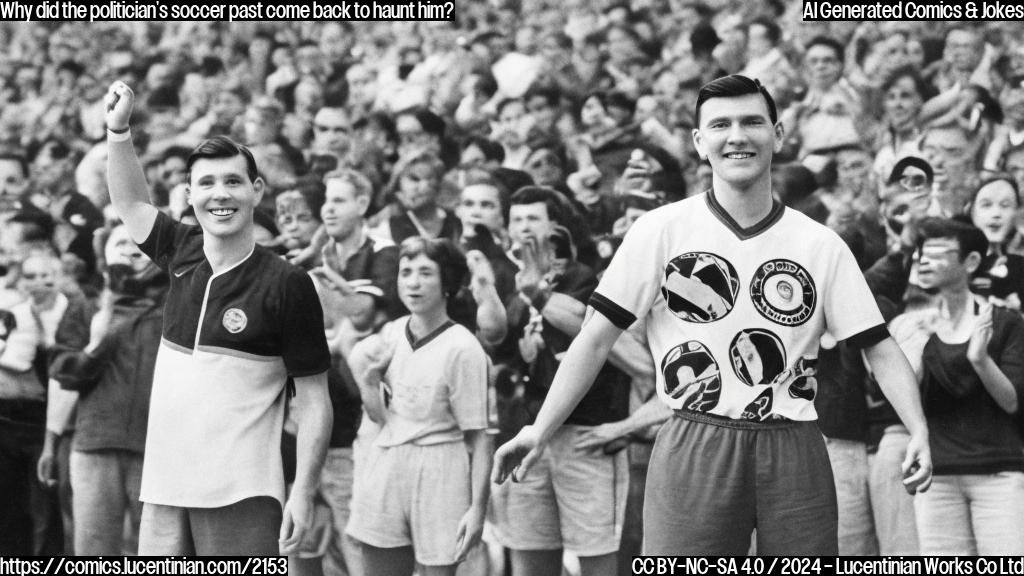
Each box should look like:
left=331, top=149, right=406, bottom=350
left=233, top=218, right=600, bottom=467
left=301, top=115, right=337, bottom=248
left=105, top=81, right=332, bottom=556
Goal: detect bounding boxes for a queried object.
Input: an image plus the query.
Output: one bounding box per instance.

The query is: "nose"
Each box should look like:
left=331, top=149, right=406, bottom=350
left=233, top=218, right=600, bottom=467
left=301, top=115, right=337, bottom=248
left=726, top=123, right=748, bottom=146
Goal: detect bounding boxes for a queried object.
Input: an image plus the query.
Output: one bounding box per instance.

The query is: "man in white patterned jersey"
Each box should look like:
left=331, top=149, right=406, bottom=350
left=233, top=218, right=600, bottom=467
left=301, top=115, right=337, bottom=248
left=493, top=75, right=934, bottom=554
left=104, top=81, right=332, bottom=556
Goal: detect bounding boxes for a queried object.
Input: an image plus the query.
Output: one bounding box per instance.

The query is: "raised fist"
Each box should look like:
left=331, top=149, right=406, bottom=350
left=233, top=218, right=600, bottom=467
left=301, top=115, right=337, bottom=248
left=105, top=81, right=135, bottom=131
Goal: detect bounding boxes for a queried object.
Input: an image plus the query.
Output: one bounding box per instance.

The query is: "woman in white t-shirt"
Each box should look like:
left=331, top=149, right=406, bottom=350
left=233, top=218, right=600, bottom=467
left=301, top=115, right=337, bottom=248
left=347, top=237, right=491, bottom=576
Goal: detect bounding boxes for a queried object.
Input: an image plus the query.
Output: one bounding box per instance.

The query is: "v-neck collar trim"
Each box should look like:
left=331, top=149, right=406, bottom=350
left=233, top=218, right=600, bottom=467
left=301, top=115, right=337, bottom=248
left=405, top=318, right=457, bottom=351
left=704, top=189, right=785, bottom=241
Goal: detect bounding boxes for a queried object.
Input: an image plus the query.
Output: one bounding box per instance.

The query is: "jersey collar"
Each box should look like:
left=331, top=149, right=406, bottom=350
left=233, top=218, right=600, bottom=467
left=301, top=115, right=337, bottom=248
left=704, top=189, right=785, bottom=241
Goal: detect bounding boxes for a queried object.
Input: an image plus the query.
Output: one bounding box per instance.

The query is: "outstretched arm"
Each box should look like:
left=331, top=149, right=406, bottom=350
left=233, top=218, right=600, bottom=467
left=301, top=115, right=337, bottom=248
left=864, top=336, right=932, bottom=494
left=105, top=81, right=158, bottom=244
left=491, top=309, right=623, bottom=484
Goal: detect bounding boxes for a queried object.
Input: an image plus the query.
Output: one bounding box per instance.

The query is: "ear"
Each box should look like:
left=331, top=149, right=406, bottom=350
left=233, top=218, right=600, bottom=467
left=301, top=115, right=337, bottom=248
left=773, top=121, right=785, bottom=154
left=356, top=193, right=370, bottom=217
left=252, top=177, right=266, bottom=206
left=965, top=250, right=983, bottom=274
left=185, top=185, right=192, bottom=206
left=691, top=128, right=707, bottom=161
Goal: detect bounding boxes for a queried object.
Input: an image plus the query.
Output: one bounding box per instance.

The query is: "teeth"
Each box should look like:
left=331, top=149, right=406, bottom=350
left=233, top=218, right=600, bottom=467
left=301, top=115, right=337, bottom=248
left=210, top=208, right=236, bottom=216
left=725, top=153, right=753, bottom=159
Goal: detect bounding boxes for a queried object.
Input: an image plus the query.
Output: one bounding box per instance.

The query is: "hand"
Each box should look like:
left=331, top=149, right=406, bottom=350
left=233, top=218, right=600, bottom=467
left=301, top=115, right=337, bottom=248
left=361, top=340, right=394, bottom=390
left=620, top=151, right=653, bottom=195
left=466, top=250, right=495, bottom=300
left=36, top=448, right=57, bottom=488
left=491, top=425, right=544, bottom=484
left=575, top=422, right=629, bottom=452
left=966, top=301, right=994, bottom=365
left=104, top=81, right=134, bottom=131
left=901, top=432, right=933, bottom=495
left=321, top=237, right=344, bottom=273
left=279, top=490, right=314, bottom=555
left=566, top=165, right=603, bottom=202
left=86, top=290, right=115, bottom=354
left=515, top=237, right=551, bottom=297
left=453, top=505, right=485, bottom=562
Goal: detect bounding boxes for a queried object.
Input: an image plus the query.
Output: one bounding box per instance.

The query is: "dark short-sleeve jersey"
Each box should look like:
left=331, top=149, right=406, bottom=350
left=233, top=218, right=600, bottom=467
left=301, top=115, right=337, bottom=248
left=137, top=211, right=330, bottom=508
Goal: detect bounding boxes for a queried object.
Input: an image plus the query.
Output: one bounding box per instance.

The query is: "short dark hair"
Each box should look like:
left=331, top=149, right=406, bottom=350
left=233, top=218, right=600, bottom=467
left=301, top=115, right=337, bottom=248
left=187, top=136, right=260, bottom=183
left=805, top=35, right=845, bottom=66
left=880, top=65, right=930, bottom=101
left=398, top=237, right=469, bottom=299
left=916, top=217, right=988, bottom=263
left=462, top=136, right=505, bottom=163
left=276, top=180, right=327, bottom=222
left=509, top=186, right=566, bottom=224
left=695, top=74, right=778, bottom=127
left=524, top=83, right=562, bottom=108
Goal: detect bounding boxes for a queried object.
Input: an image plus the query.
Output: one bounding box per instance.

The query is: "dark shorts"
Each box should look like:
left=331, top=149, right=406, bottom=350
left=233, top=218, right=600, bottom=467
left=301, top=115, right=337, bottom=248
left=643, top=410, right=837, bottom=555
left=138, top=496, right=281, bottom=556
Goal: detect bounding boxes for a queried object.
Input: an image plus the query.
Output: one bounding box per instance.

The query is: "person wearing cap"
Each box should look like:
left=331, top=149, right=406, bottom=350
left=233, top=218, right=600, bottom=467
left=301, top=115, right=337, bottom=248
left=493, top=75, right=932, bottom=555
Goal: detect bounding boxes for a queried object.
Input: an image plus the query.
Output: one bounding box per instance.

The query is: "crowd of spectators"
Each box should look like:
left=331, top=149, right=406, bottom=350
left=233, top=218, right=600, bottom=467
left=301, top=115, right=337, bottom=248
left=1, top=3, right=1024, bottom=572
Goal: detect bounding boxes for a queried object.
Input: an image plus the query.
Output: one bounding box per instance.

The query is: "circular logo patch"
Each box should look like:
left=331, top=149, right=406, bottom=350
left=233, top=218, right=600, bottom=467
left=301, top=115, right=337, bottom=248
left=661, top=341, right=721, bottom=412
left=661, top=252, right=740, bottom=323
left=729, top=328, right=787, bottom=387
left=749, top=259, right=816, bottom=326
left=222, top=308, right=247, bottom=334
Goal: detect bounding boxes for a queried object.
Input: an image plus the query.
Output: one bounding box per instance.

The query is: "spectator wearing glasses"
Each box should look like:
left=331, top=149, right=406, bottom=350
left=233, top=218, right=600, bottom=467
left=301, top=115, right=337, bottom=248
left=904, top=218, right=1024, bottom=555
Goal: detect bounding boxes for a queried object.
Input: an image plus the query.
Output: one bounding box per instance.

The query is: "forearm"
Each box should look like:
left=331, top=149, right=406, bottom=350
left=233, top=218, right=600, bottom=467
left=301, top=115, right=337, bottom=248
left=540, top=294, right=652, bottom=380
left=623, top=395, right=672, bottom=434
left=291, top=373, right=333, bottom=496
left=866, top=338, right=929, bottom=436
left=608, top=332, right=655, bottom=381
left=971, top=356, right=1019, bottom=414
left=532, top=314, right=621, bottom=442
left=465, top=429, right=493, bottom=511
left=474, top=285, right=507, bottom=346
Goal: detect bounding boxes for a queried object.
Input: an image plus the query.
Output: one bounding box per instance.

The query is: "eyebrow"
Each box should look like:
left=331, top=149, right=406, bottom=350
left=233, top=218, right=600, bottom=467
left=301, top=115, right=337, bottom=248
left=703, top=114, right=769, bottom=125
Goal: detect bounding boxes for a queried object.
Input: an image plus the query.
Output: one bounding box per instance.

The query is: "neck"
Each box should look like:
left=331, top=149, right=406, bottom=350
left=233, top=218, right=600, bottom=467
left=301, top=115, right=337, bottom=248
left=712, top=174, right=774, bottom=228
left=32, top=292, right=57, bottom=310
left=203, top=229, right=255, bottom=273
left=410, top=203, right=439, bottom=221
left=333, top=224, right=365, bottom=262
left=409, top=307, right=450, bottom=338
left=938, top=285, right=971, bottom=321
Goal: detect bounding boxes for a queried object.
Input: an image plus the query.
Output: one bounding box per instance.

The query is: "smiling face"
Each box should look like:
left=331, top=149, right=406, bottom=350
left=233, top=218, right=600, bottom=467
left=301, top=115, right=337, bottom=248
left=971, top=180, right=1018, bottom=244
left=187, top=155, right=264, bottom=241
left=692, top=93, right=782, bottom=192
left=398, top=253, right=445, bottom=315
left=883, top=75, right=924, bottom=131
